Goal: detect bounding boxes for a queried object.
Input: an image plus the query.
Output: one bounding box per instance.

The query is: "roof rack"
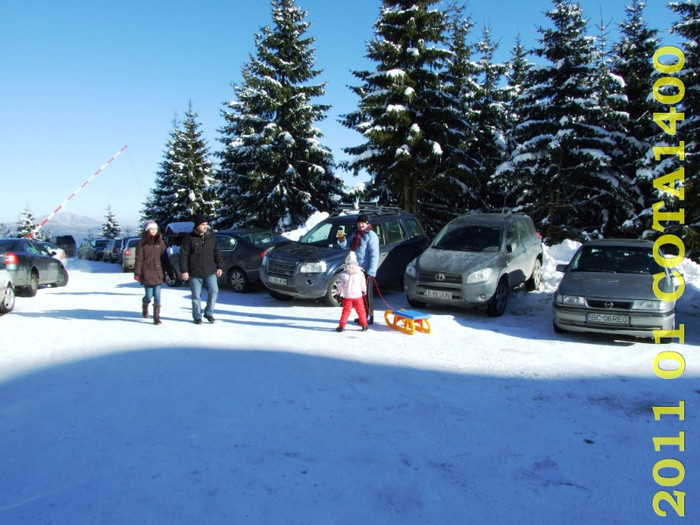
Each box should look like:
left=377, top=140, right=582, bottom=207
left=336, top=201, right=405, bottom=216
left=470, top=207, right=515, bottom=214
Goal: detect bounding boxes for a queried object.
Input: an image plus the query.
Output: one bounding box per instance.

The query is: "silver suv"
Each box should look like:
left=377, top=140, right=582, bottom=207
left=404, top=212, right=543, bottom=316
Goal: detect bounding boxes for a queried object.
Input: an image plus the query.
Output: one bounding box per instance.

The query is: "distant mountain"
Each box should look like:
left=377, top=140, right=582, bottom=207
left=40, top=212, right=101, bottom=228
left=37, top=212, right=137, bottom=241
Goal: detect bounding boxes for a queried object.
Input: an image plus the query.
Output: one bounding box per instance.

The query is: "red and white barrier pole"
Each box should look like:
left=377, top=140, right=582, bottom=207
left=28, top=145, right=128, bottom=238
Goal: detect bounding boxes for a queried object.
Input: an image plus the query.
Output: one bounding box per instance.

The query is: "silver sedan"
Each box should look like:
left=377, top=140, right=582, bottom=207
left=553, top=239, right=678, bottom=339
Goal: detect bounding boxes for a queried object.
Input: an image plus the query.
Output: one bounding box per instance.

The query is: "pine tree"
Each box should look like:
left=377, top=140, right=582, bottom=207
left=100, top=206, right=122, bottom=239
left=468, top=25, right=510, bottom=209
left=588, top=12, right=643, bottom=237
left=340, top=0, right=454, bottom=216
left=611, top=0, right=660, bottom=234
left=217, top=0, right=342, bottom=232
left=492, top=0, right=636, bottom=243
left=143, top=103, right=217, bottom=228
left=417, top=2, right=479, bottom=231
left=489, top=36, right=535, bottom=209
left=16, top=206, right=42, bottom=239
left=668, top=0, right=700, bottom=260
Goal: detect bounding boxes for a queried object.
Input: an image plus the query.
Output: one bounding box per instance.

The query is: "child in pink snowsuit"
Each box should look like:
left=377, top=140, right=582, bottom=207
left=336, top=251, right=369, bottom=332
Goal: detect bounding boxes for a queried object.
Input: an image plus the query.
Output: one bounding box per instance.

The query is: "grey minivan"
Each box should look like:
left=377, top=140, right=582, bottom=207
left=404, top=212, right=543, bottom=316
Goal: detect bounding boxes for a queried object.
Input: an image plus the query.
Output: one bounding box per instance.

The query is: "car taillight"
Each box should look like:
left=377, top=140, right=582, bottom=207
left=125, top=248, right=132, bottom=256
left=4, top=252, right=19, bottom=270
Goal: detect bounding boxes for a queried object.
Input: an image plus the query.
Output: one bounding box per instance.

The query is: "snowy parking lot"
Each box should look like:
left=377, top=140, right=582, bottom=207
left=1, top=253, right=698, bottom=523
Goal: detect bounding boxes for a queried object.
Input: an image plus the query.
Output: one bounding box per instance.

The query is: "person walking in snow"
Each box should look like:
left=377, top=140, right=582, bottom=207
left=335, top=251, right=369, bottom=332
left=179, top=213, right=223, bottom=324
left=337, top=213, right=380, bottom=325
left=134, top=220, right=170, bottom=325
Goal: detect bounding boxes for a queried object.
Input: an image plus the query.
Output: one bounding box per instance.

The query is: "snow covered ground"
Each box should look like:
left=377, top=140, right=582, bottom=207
left=1, top=241, right=698, bottom=524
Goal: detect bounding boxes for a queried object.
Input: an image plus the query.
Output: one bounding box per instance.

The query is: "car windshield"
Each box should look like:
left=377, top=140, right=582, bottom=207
left=569, top=246, right=663, bottom=274
left=299, top=220, right=356, bottom=246
left=432, top=224, right=502, bottom=252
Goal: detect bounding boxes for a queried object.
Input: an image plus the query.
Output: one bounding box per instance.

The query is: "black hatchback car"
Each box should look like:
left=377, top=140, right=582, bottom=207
left=167, top=228, right=292, bottom=292
left=259, top=207, right=429, bottom=306
left=0, top=238, right=69, bottom=296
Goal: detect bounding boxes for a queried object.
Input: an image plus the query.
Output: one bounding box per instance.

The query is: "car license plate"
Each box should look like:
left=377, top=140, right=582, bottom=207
left=425, top=289, right=452, bottom=300
left=586, top=313, right=630, bottom=325
left=269, top=276, right=287, bottom=285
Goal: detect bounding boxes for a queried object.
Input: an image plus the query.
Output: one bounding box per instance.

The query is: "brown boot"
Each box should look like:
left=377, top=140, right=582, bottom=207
left=142, top=300, right=150, bottom=319
left=153, top=304, right=162, bottom=325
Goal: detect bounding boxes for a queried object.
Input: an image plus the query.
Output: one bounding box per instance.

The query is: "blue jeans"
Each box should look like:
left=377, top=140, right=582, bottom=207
left=188, top=274, right=219, bottom=320
left=143, top=284, right=162, bottom=305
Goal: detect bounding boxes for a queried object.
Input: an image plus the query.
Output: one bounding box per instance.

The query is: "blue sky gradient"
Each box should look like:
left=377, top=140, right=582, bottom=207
left=0, top=0, right=680, bottom=227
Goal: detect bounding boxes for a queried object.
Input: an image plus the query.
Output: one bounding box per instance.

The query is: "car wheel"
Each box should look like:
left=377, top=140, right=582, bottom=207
left=55, top=267, right=69, bottom=287
left=526, top=258, right=542, bottom=291
left=407, top=295, right=426, bottom=308
left=486, top=278, right=508, bottom=317
left=268, top=289, right=294, bottom=301
left=25, top=271, right=39, bottom=297
left=164, top=268, right=181, bottom=287
left=228, top=267, right=250, bottom=293
left=324, top=273, right=342, bottom=307
left=0, top=284, right=15, bottom=314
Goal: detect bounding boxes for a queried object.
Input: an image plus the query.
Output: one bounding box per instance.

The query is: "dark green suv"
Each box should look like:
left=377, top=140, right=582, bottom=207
left=259, top=206, right=429, bottom=306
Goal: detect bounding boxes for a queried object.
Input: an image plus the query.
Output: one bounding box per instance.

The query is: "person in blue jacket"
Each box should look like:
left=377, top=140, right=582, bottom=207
left=337, top=214, right=380, bottom=325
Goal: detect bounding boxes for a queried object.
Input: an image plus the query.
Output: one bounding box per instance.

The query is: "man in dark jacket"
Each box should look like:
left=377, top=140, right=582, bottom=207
left=179, top=214, right=223, bottom=324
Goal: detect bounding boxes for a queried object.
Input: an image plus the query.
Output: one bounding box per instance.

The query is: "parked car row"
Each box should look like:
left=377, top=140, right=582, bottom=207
left=4, top=211, right=678, bottom=343
left=77, top=236, right=140, bottom=266
left=258, top=208, right=677, bottom=342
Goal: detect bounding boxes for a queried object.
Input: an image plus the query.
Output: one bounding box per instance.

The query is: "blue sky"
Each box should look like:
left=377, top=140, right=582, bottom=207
left=0, top=0, right=681, bottom=228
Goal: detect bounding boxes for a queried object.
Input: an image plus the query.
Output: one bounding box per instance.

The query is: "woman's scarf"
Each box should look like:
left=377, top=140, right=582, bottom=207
left=350, top=224, right=373, bottom=252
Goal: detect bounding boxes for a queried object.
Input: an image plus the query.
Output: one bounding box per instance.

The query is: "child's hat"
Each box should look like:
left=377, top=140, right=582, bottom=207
left=345, top=251, right=357, bottom=264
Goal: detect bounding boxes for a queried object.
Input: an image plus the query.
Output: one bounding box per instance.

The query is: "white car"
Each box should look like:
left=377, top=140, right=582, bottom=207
left=0, top=268, right=15, bottom=314
left=38, top=240, right=69, bottom=268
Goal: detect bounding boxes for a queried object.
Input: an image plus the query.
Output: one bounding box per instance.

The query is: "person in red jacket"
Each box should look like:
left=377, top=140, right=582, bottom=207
left=134, top=220, right=170, bottom=325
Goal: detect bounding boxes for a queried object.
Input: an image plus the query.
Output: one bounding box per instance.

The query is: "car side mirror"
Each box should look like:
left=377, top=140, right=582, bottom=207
left=506, top=242, right=516, bottom=253
left=556, top=263, right=568, bottom=273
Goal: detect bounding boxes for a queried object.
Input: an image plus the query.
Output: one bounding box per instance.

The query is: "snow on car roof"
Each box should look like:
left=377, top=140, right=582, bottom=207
left=165, top=222, right=194, bottom=234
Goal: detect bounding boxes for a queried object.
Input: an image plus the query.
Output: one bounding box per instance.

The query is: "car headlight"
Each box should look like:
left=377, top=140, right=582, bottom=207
left=632, top=299, right=675, bottom=312
left=405, top=259, right=417, bottom=278
left=299, top=261, right=327, bottom=273
left=555, top=293, right=586, bottom=306
left=467, top=268, right=492, bottom=284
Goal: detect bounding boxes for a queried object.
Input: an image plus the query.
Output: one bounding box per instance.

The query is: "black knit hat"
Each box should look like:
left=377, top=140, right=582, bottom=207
left=193, top=213, right=209, bottom=227
left=357, top=214, right=370, bottom=223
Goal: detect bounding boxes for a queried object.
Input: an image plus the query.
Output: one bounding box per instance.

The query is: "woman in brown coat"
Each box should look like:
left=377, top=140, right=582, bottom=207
left=134, top=220, right=169, bottom=325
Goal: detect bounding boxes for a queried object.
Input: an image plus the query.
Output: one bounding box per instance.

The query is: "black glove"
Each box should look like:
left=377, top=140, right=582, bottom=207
left=333, top=294, right=341, bottom=303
